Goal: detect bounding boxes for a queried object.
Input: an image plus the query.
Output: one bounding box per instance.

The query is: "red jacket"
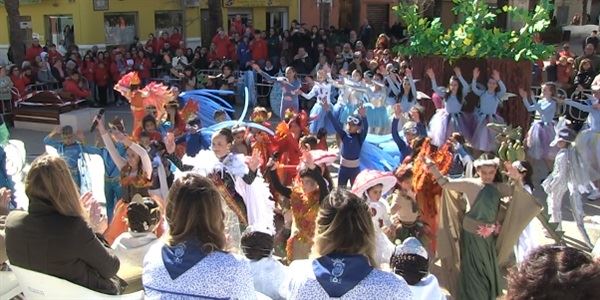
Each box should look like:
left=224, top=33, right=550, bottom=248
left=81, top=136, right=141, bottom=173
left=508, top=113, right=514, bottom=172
left=81, top=61, right=96, bottom=83
left=135, top=57, right=152, bottom=80
left=94, top=65, right=110, bottom=87
left=63, top=79, right=91, bottom=99
left=10, top=75, right=30, bottom=98
left=146, top=37, right=160, bottom=54
left=48, top=50, right=63, bottom=65
left=25, top=45, right=43, bottom=62
left=212, top=34, right=233, bottom=59
left=170, top=33, right=183, bottom=49
left=250, top=39, right=268, bottom=62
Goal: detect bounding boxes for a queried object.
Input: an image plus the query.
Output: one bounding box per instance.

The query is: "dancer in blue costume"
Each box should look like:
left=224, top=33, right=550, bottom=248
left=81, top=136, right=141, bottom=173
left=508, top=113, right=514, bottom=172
left=299, top=69, right=335, bottom=135
left=399, top=70, right=419, bottom=113
left=471, top=68, right=507, bottom=153
left=384, top=64, right=403, bottom=107
left=332, top=70, right=369, bottom=127
left=365, top=73, right=391, bottom=134
left=178, top=89, right=234, bottom=127
left=426, top=67, right=472, bottom=147
left=324, top=100, right=368, bottom=187
left=563, top=87, right=600, bottom=199
left=252, top=63, right=301, bottom=118
left=519, top=84, right=559, bottom=167
left=43, top=125, right=96, bottom=194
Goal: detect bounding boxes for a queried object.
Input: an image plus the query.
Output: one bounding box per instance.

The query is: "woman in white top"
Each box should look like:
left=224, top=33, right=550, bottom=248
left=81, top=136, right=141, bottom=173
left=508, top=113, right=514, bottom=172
left=142, top=173, right=255, bottom=299
left=283, top=188, right=412, bottom=300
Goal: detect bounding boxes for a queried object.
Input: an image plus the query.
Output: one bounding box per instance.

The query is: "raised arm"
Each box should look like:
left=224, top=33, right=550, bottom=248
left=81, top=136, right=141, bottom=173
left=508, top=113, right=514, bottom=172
left=471, top=68, right=484, bottom=96
left=266, top=165, right=292, bottom=198
left=300, top=84, right=318, bottom=99
left=426, top=68, right=445, bottom=96
left=43, top=126, right=62, bottom=149
left=564, top=99, right=593, bottom=113
left=325, top=102, right=345, bottom=136
left=519, top=88, right=537, bottom=112
left=391, top=105, right=411, bottom=156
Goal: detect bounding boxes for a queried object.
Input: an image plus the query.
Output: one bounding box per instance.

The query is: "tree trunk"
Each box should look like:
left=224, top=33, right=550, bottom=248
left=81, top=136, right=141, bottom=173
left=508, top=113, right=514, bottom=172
left=207, top=0, right=223, bottom=38
left=582, top=0, right=589, bottom=25
left=352, top=0, right=361, bottom=30
left=4, top=0, right=25, bottom=65
left=496, top=0, right=509, bottom=29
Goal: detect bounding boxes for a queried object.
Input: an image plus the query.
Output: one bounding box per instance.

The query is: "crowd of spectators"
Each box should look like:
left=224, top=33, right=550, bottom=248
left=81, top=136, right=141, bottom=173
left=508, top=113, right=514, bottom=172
left=0, top=16, right=407, bottom=110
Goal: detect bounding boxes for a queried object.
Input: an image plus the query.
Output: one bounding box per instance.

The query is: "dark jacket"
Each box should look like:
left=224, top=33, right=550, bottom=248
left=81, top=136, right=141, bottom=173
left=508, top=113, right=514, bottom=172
left=5, top=196, right=121, bottom=294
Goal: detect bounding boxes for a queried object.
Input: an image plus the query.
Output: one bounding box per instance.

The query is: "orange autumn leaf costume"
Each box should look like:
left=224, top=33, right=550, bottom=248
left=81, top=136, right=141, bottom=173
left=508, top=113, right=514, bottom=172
left=410, top=138, right=452, bottom=252
left=286, top=186, right=321, bottom=261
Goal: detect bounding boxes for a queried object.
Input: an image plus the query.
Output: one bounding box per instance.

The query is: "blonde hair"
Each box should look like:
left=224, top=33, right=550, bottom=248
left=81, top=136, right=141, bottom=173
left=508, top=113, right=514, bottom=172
left=311, top=188, right=378, bottom=266
left=166, top=173, right=226, bottom=252
left=25, top=154, right=86, bottom=219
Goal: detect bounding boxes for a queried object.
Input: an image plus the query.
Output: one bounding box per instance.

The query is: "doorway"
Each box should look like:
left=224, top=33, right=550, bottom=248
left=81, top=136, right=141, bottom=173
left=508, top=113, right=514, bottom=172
left=266, top=8, right=288, bottom=31
left=45, top=15, right=73, bottom=47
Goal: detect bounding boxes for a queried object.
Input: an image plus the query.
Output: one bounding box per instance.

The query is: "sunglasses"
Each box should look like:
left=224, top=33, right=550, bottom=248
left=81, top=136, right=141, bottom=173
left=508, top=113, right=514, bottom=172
left=347, top=116, right=361, bottom=125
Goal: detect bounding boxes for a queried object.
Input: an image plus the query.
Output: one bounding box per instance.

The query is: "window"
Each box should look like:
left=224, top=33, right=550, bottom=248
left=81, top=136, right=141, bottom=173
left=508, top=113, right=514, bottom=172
left=104, top=12, right=138, bottom=46
left=155, top=11, right=183, bottom=36
left=45, top=15, right=74, bottom=47
left=266, top=8, right=288, bottom=31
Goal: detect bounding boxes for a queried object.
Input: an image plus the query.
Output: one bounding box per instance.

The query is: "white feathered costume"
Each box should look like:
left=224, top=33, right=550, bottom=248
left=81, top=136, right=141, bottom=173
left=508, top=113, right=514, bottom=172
left=180, top=150, right=275, bottom=251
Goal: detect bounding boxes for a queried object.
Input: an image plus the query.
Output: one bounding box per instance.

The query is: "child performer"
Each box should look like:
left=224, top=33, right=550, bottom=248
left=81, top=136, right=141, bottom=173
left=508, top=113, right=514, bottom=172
left=324, top=100, right=368, bottom=187
left=267, top=151, right=329, bottom=262
left=351, top=169, right=397, bottom=266
left=542, top=125, right=593, bottom=247
left=181, top=128, right=274, bottom=251
left=365, top=73, right=390, bottom=134
left=298, top=69, right=335, bottom=136
left=389, top=166, right=427, bottom=246
left=563, top=86, right=600, bottom=200
left=252, top=64, right=301, bottom=117
left=471, top=68, right=507, bottom=152
left=519, top=84, right=559, bottom=167
left=426, top=67, right=472, bottom=147
left=511, top=160, right=541, bottom=265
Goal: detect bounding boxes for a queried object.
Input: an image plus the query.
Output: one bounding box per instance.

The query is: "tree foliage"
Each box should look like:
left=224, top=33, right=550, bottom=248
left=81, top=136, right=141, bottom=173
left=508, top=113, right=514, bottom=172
left=393, top=0, right=555, bottom=62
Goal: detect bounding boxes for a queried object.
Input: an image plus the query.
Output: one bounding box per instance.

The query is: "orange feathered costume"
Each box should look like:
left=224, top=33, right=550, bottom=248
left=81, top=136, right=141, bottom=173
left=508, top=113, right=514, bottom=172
left=114, top=72, right=176, bottom=133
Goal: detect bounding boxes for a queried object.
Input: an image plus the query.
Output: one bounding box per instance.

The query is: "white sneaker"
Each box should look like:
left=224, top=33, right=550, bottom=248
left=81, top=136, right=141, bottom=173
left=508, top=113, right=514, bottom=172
left=588, top=190, right=600, bottom=201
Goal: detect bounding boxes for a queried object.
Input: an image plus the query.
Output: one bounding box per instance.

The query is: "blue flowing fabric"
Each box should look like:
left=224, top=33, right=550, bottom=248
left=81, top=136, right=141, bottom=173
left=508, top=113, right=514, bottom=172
left=359, top=134, right=402, bottom=171
left=178, top=89, right=234, bottom=127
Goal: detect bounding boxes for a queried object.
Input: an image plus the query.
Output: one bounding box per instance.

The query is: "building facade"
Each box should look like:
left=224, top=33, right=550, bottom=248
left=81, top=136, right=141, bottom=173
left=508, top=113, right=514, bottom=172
left=300, top=0, right=398, bottom=33
left=0, top=0, right=299, bottom=59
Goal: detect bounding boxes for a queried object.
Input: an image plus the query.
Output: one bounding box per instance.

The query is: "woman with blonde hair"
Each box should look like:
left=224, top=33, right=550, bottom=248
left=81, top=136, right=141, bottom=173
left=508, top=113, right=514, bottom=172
left=283, top=188, right=412, bottom=299
left=142, top=173, right=255, bottom=299
left=5, top=154, right=123, bottom=294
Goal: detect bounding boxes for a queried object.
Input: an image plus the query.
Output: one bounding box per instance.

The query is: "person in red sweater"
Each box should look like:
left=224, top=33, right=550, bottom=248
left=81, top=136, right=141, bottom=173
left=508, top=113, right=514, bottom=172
left=63, top=72, right=91, bottom=100
left=25, top=38, right=43, bottom=63
left=94, top=61, right=110, bottom=107
left=231, top=15, right=245, bottom=36
left=212, top=28, right=233, bottom=60
left=250, top=31, right=268, bottom=65
left=170, top=28, right=183, bottom=50
left=158, top=32, right=170, bottom=52
left=135, top=51, right=152, bottom=84
left=9, top=66, right=30, bottom=100
left=47, top=44, right=63, bottom=65
left=81, top=54, right=96, bottom=102
left=146, top=33, right=160, bottom=55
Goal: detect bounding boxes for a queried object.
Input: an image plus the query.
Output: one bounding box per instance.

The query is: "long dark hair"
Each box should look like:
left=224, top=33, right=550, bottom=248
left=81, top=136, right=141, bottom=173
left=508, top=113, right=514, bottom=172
left=518, top=160, right=534, bottom=191
left=447, top=75, right=464, bottom=103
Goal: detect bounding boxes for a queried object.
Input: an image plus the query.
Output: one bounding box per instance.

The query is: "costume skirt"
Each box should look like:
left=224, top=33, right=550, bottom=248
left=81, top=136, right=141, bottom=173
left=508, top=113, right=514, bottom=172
left=471, top=113, right=504, bottom=152
left=575, top=129, right=600, bottom=182
left=366, top=105, right=391, bottom=129
left=526, top=121, right=557, bottom=160
left=428, top=110, right=473, bottom=147
left=308, top=102, right=335, bottom=135
left=333, top=102, right=357, bottom=126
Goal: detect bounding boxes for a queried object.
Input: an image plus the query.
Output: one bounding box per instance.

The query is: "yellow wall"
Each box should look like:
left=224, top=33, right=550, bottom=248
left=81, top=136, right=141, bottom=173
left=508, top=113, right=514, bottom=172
left=0, top=0, right=298, bottom=45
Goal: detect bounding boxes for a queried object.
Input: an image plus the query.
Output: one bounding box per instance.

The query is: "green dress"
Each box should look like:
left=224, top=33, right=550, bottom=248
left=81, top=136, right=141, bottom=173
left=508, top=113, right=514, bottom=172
left=458, top=184, right=502, bottom=300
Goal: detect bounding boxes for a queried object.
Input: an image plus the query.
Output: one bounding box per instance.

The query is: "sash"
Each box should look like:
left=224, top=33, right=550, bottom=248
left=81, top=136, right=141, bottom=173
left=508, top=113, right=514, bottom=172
left=313, top=253, right=373, bottom=298
left=161, top=239, right=208, bottom=280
